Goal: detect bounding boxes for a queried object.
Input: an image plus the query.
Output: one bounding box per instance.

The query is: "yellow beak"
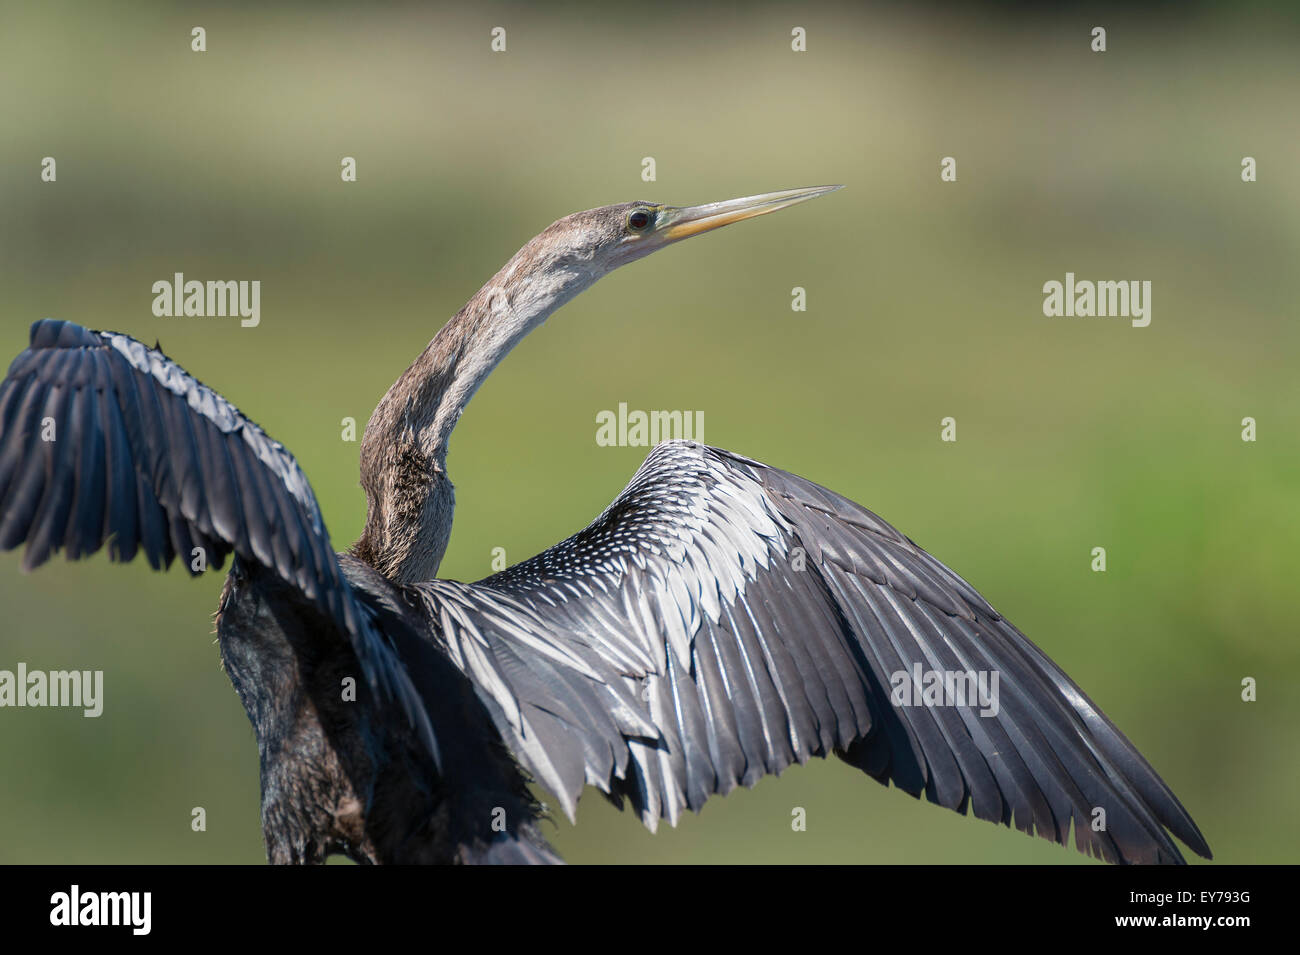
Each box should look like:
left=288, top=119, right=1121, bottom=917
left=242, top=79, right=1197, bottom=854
left=659, top=185, right=842, bottom=242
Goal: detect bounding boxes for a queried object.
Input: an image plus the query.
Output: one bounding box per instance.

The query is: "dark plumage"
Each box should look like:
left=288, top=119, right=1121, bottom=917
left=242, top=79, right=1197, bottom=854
left=0, top=188, right=1211, bottom=864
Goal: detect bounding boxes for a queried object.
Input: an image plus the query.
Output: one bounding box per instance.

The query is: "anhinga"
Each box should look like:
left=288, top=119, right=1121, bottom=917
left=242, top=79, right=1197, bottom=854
left=0, top=186, right=1211, bottom=864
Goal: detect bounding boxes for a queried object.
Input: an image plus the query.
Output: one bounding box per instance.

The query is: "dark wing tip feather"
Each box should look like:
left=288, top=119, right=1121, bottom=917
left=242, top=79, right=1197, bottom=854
left=30, top=318, right=101, bottom=350
left=745, top=449, right=1211, bottom=864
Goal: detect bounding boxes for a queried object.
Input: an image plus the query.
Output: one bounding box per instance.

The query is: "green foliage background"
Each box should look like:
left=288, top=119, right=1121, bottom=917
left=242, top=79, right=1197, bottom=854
left=0, top=2, right=1295, bottom=863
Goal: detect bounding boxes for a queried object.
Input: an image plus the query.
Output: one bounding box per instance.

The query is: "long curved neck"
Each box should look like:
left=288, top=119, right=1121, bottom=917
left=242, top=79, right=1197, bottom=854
left=353, top=243, right=594, bottom=583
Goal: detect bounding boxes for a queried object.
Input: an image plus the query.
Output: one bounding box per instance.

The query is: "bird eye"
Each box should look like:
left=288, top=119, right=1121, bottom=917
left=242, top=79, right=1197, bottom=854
left=627, top=209, right=652, bottom=232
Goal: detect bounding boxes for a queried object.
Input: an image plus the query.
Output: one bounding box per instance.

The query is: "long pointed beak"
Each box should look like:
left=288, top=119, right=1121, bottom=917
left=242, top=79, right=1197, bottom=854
left=659, top=185, right=842, bottom=243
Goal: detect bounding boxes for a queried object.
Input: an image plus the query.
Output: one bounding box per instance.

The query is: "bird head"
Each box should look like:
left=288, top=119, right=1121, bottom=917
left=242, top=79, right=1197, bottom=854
left=530, top=185, right=843, bottom=278
left=493, top=186, right=842, bottom=318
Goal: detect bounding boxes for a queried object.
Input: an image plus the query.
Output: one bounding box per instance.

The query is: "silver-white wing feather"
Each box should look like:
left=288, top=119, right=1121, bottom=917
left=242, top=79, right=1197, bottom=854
left=417, top=440, right=1210, bottom=864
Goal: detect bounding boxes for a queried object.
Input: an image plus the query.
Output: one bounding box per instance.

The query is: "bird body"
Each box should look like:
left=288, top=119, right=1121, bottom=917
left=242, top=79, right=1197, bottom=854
left=0, top=187, right=1212, bottom=864
left=216, top=552, right=554, bottom=863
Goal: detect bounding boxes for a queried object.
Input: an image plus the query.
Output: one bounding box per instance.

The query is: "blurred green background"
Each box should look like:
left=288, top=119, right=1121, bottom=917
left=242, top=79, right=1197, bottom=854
left=0, top=1, right=1296, bottom=864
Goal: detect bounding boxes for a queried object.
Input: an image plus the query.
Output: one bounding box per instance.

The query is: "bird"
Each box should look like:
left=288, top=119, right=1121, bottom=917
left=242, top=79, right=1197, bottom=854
left=0, top=185, right=1211, bottom=865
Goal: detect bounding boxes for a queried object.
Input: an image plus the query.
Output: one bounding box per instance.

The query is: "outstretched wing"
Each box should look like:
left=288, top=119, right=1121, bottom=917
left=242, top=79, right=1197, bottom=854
left=0, top=319, right=438, bottom=764
left=421, top=440, right=1211, bottom=864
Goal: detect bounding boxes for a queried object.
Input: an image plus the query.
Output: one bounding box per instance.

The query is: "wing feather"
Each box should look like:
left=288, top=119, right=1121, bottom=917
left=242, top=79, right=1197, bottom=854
left=0, top=319, right=439, bottom=766
left=426, top=439, right=1210, bottom=864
